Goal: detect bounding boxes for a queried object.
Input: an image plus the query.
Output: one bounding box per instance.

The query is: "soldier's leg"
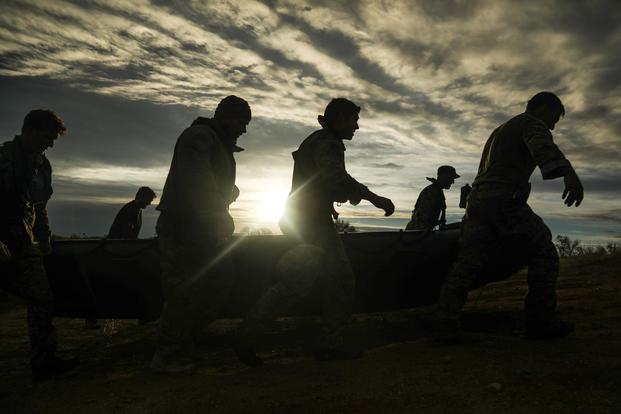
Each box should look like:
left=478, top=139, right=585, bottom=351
left=189, top=244, right=236, bottom=337
left=316, top=230, right=356, bottom=351
left=153, top=232, right=202, bottom=366
left=8, top=244, right=58, bottom=364
left=238, top=244, right=322, bottom=338
left=436, top=217, right=494, bottom=332
left=520, top=211, right=560, bottom=329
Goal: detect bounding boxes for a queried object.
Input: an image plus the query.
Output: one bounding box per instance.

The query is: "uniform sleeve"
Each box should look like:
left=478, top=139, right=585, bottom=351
left=108, top=204, right=136, bottom=238
left=32, top=202, right=51, bottom=242
left=313, top=140, right=369, bottom=203
left=176, top=130, right=230, bottom=218
left=523, top=119, right=572, bottom=180
left=414, top=188, right=442, bottom=229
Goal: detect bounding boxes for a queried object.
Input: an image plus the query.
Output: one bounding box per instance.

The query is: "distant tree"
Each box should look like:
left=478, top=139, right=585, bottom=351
left=240, top=226, right=273, bottom=236
left=576, top=244, right=607, bottom=256
left=555, top=235, right=581, bottom=257
left=606, top=242, right=621, bottom=255
left=335, top=219, right=356, bottom=233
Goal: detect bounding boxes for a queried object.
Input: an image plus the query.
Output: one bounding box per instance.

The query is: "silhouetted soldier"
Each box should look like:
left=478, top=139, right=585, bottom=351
left=232, top=98, right=395, bottom=366
left=406, top=165, right=460, bottom=231
left=151, top=96, right=251, bottom=374
left=0, top=110, right=79, bottom=380
left=107, top=186, right=157, bottom=239
left=434, top=92, right=584, bottom=343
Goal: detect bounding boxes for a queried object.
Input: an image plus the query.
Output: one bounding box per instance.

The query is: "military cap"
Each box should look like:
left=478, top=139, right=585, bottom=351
left=437, top=165, right=460, bottom=179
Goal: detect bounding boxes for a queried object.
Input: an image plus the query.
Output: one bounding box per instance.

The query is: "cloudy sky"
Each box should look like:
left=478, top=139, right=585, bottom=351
left=1, top=0, right=619, bottom=243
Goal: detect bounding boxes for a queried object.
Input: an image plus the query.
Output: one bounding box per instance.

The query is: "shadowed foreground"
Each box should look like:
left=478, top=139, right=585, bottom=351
left=1, top=254, right=620, bottom=413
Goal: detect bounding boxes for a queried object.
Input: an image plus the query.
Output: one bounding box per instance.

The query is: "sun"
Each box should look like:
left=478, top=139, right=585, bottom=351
left=257, top=190, right=289, bottom=223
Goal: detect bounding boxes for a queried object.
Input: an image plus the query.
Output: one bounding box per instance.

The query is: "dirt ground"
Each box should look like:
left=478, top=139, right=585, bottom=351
left=1, top=254, right=620, bottom=414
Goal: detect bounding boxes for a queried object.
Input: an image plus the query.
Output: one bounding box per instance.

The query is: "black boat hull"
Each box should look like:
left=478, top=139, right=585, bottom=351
left=35, top=229, right=528, bottom=320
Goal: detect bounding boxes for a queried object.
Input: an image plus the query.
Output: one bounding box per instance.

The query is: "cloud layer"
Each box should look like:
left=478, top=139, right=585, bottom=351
left=0, top=0, right=619, bottom=240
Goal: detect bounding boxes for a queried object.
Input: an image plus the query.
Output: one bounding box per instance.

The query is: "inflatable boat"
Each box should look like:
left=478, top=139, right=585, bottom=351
left=40, top=228, right=526, bottom=320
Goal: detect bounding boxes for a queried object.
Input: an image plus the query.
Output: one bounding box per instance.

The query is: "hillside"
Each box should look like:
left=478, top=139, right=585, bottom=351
left=1, top=254, right=620, bottom=413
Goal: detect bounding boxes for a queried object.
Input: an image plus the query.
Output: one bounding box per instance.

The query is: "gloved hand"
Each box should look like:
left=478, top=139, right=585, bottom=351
left=0, top=241, right=12, bottom=263
left=230, top=186, right=240, bottom=205
left=370, top=195, right=395, bottom=216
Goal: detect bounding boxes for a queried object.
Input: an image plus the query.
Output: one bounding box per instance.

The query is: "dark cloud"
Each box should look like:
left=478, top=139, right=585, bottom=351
left=418, top=0, right=485, bottom=21
left=277, top=12, right=410, bottom=96
left=148, top=0, right=328, bottom=81
left=0, top=0, right=619, bottom=239
left=577, top=209, right=621, bottom=225
left=531, top=172, right=621, bottom=196
left=0, top=76, right=200, bottom=168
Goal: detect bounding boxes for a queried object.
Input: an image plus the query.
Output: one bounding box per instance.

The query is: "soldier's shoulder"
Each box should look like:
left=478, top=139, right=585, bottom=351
left=178, top=124, right=218, bottom=150
left=513, top=112, right=548, bottom=130
left=421, top=183, right=438, bottom=193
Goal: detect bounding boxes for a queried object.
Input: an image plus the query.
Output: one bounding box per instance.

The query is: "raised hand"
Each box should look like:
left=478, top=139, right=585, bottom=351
left=562, top=169, right=584, bottom=207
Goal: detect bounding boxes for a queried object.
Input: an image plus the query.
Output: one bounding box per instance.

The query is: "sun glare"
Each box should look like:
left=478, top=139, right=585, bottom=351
left=257, top=190, right=289, bottom=223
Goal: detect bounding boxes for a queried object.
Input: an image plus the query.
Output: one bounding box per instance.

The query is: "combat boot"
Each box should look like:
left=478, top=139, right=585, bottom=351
left=31, top=354, right=80, bottom=381
left=526, top=319, right=574, bottom=340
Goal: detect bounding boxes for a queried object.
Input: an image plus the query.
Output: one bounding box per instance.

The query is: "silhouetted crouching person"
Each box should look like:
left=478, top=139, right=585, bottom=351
left=406, top=165, right=460, bottom=231
left=108, top=186, right=156, bottom=239
left=233, top=98, right=395, bottom=366
left=151, top=96, right=251, bottom=374
left=434, top=92, right=584, bottom=343
left=0, top=110, right=79, bottom=380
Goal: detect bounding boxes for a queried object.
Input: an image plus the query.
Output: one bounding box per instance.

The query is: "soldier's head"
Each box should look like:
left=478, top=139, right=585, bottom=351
left=214, top=95, right=252, bottom=143
left=135, top=186, right=156, bottom=209
left=526, top=92, right=565, bottom=130
left=20, top=109, right=67, bottom=154
left=318, top=98, right=360, bottom=140
left=436, top=165, right=460, bottom=190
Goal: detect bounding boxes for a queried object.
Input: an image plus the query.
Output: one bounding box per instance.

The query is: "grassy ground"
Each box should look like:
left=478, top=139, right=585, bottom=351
left=1, top=254, right=620, bottom=413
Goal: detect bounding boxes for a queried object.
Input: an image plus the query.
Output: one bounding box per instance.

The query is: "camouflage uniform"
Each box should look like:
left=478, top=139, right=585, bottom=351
left=405, top=180, right=446, bottom=231
left=0, top=136, right=57, bottom=364
left=437, top=113, right=572, bottom=330
left=239, top=129, right=370, bottom=349
left=154, top=117, right=240, bottom=361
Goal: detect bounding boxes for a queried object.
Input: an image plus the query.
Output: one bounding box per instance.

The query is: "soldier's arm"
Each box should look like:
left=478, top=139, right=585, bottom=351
left=0, top=240, right=11, bottom=263
left=414, top=189, right=441, bottom=228
left=177, top=130, right=230, bottom=217
left=523, top=119, right=583, bottom=206
left=176, top=130, right=234, bottom=238
left=523, top=119, right=572, bottom=180
left=313, top=139, right=369, bottom=202
left=230, top=185, right=240, bottom=205
left=314, top=140, right=394, bottom=215
left=33, top=202, right=52, bottom=253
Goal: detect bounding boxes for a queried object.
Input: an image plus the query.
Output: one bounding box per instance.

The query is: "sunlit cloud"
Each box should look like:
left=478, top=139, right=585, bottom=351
left=0, top=0, right=619, bottom=241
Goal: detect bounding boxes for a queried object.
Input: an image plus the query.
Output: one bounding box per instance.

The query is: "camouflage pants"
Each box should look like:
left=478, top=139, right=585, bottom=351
left=239, top=219, right=355, bottom=349
left=437, top=193, right=559, bottom=329
left=154, top=214, right=235, bottom=361
left=0, top=243, right=57, bottom=363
